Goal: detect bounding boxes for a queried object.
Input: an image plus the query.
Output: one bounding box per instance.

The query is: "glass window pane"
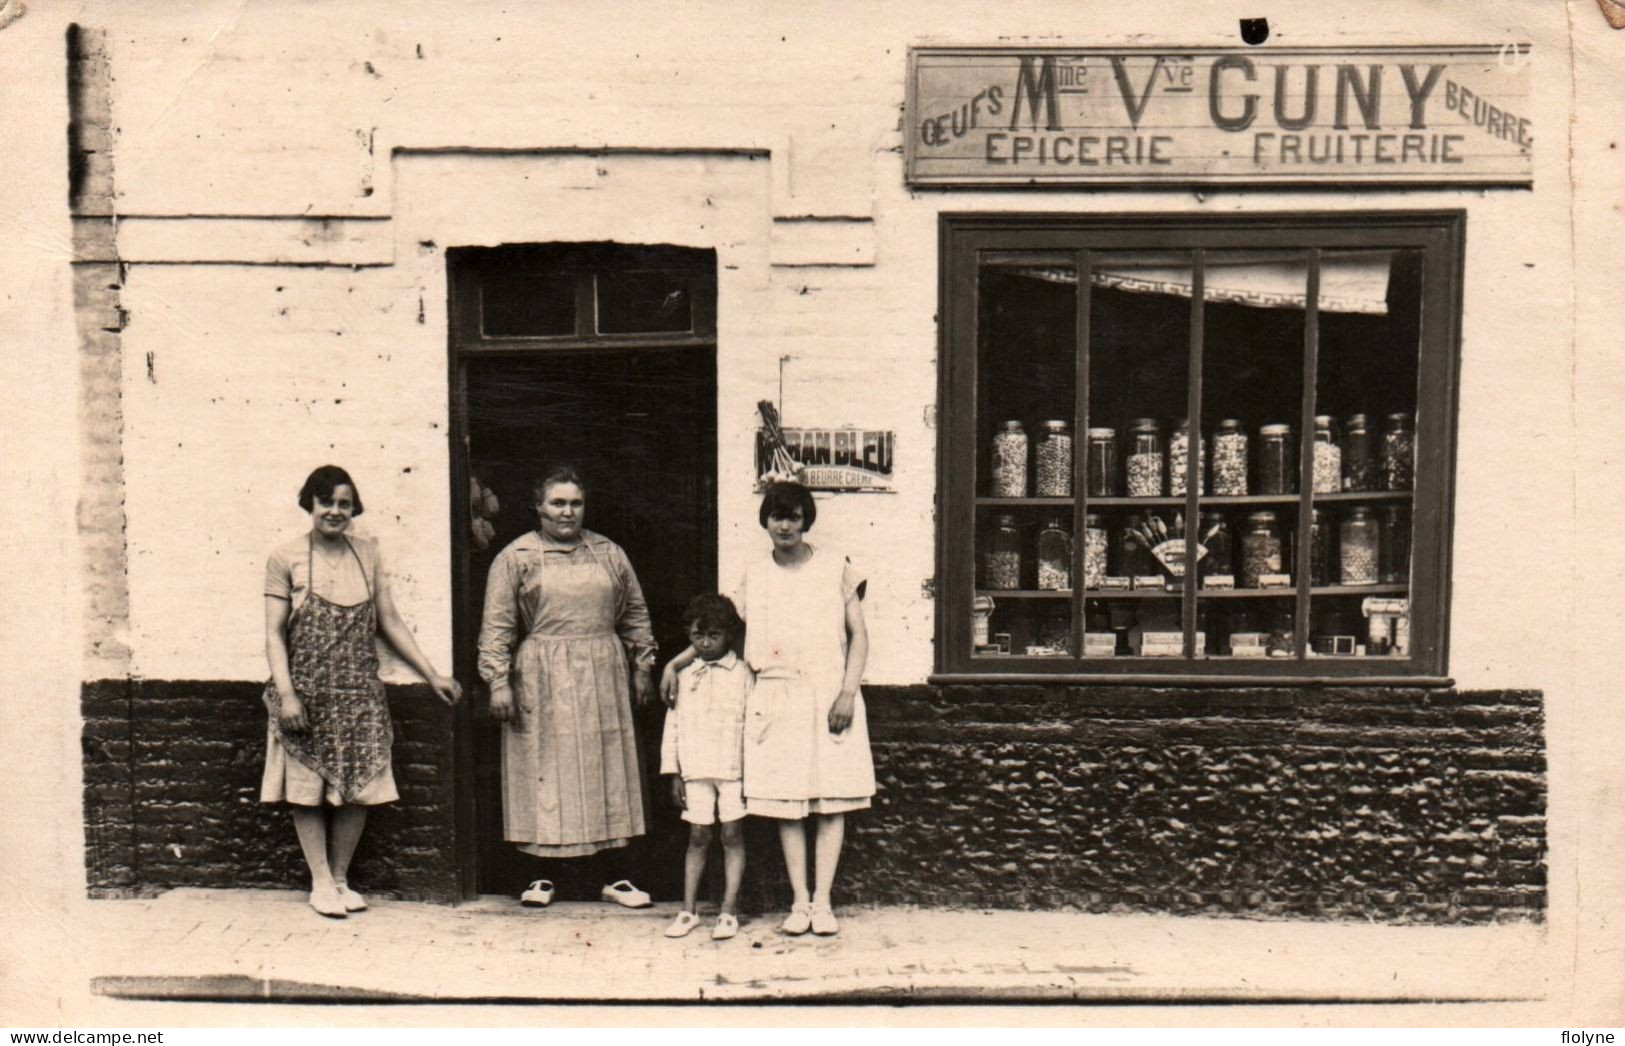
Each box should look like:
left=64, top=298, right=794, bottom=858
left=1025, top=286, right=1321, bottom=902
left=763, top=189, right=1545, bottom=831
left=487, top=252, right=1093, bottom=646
left=1183, top=250, right=1312, bottom=659
left=971, top=255, right=1078, bottom=661
left=481, top=272, right=576, bottom=337
left=1084, top=251, right=1193, bottom=658
left=1309, top=249, right=1421, bottom=661
left=596, top=270, right=695, bottom=334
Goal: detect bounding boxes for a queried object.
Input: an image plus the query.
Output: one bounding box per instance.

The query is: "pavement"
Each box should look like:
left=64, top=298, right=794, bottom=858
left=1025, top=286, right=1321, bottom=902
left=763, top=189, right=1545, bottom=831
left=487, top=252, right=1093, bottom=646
left=14, top=887, right=1557, bottom=1018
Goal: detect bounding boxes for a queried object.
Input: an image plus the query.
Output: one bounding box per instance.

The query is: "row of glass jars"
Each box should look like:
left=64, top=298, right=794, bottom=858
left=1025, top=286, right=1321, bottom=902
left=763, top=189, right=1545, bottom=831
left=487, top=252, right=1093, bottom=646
left=978, top=505, right=1409, bottom=591
left=977, top=600, right=1399, bottom=658
left=988, top=413, right=1415, bottom=498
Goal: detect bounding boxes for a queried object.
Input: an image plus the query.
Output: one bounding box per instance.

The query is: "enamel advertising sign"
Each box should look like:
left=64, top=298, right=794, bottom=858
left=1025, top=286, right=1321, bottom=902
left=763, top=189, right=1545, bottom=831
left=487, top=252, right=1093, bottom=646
left=905, top=46, right=1532, bottom=186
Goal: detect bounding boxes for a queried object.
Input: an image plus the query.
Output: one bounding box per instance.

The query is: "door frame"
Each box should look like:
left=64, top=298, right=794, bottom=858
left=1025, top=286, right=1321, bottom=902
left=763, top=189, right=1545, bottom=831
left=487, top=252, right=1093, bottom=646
left=445, top=244, right=719, bottom=899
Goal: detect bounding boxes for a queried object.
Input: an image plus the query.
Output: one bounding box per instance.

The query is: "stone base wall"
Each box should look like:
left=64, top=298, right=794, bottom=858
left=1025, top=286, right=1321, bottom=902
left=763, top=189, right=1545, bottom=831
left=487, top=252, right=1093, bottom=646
left=83, top=682, right=1545, bottom=922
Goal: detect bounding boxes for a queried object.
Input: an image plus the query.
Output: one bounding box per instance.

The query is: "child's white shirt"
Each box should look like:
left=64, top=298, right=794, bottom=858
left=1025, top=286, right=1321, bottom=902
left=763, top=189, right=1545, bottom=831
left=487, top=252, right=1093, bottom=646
left=660, top=651, right=751, bottom=781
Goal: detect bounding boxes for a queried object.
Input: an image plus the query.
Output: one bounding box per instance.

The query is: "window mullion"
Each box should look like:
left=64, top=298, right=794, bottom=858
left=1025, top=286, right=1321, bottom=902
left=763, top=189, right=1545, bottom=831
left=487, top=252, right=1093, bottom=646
left=1293, top=249, right=1322, bottom=661
left=1182, top=250, right=1204, bottom=660
left=1072, top=248, right=1092, bottom=660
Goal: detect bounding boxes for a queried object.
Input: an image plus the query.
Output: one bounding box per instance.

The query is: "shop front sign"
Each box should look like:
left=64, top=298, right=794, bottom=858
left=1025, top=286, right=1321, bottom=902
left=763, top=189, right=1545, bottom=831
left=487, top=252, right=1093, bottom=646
left=906, top=45, right=1532, bottom=187
left=756, top=427, right=896, bottom=492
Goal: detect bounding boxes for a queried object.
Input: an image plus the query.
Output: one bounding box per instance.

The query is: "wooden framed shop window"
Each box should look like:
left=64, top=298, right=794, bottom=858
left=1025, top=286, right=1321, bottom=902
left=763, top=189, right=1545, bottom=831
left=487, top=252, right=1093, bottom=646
left=933, top=212, right=1464, bottom=684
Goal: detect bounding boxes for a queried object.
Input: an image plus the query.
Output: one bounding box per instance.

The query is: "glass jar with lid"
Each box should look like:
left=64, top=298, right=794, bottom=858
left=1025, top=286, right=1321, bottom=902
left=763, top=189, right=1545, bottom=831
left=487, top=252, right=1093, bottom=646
left=981, top=513, right=1022, bottom=589
left=990, top=420, right=1028, bottom=497
left=1035, top=420, right=1073, bottom=497
left=1257, top=423, right=1294, bottom=495
left=1198, top=511, right=1233, bottom=581
left=1381, top=412, right=1415, bottom=491
left=1211, top=419, right=1249, bottom=495
left=1379, top=504, right=1410, bottom=584
left=1309, top=508, right=1333, bottom=586
left=1338, top=505, right=1380, bottom=585
left=1083, top=512, right=1108, bottom=589
left=1169, top=418, right=1207, bottom=496
left=1126, top=418, right=1164, bottom=497
left=1341, top=412, right=1376, bottom=492
left=1312, top=415, right=1341, bottom=494
left=1240, top=511, right=1285, bottom=588
left=1036, top=517, right=1072, bottom=591
left=1085, top=427, right=1117, bottom=496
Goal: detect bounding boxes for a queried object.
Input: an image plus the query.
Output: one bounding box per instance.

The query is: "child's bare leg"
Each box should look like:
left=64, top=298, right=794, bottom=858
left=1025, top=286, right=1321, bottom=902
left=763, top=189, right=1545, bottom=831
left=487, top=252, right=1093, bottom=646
left=719, top=819, right=746, bottom=915
left=811, top=812, right=846, bottom=909
left=776, top=818, right=811, bottom=906
left=682, top=823, right=714, bottom=914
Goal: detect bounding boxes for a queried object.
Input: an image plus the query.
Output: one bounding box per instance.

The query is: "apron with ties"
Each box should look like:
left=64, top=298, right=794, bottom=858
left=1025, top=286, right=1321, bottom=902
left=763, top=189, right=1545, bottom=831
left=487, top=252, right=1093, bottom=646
left=262, top=535, right=393, bottom=803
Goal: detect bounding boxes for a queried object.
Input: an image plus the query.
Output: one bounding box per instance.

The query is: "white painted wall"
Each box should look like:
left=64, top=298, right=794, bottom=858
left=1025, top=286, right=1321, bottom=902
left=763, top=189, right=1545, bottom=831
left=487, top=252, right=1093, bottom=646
left=100, top=0, right=1577, bottom=694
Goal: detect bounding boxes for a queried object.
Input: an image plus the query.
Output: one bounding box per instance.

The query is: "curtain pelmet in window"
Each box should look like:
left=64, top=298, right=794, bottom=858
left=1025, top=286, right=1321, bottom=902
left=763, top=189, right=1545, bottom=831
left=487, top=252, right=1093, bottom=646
left=1001, top=250, right=1392, bottom=315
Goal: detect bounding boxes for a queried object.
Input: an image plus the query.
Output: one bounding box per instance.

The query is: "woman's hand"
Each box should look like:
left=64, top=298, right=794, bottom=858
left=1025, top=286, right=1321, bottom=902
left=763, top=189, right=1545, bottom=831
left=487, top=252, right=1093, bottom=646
left=428, top=673, right=463, bottom=706
left=278, top=691, right=309, bottom=733
left=632, top=665, right=655, bottom=708
left=659, top=663, right=681, bottom=708
left=488, top=687, right=516, bottom=722
left=669, top=776, right=687, bottom=811
left=827, top=688, right=857, bottom=734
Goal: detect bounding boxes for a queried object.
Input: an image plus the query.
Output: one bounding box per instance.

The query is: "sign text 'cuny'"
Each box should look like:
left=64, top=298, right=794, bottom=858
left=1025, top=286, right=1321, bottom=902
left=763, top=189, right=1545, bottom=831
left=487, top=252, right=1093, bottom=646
left=905, top=46, right=1532, bottom=186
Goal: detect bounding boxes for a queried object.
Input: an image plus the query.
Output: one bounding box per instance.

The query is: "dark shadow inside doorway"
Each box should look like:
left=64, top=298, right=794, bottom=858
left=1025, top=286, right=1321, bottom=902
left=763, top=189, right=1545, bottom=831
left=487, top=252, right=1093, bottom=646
left=461, top=347, right=717, bottom=901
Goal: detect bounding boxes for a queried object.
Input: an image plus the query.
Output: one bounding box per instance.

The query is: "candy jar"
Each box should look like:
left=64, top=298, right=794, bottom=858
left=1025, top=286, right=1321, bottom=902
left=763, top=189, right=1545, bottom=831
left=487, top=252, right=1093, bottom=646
left=1198, top=511, right=1233, bottom=582
left=1341, top=412, right=1376, bottom=492
left=1257, top=423, right=1294, bottom=495
left=1380, top=504, right=1411, bottom=584
left=1381, top=412, right=1415, bottom=491
left=1083, top=512, right=1108, bottom=590
left=1126, top=418, right=1164, bottom=497
left=1212, top=419, right=1249, bottom=495
left=1169, top=417, right=1207, bottom=496
left=1086, top=427, right=1118, bottom=496
left=1312, top=415, right=1341, bottom=494
left=981, top=513, right=1022, bottom=589
left=991, top=420, right=1028, bottom=497
left=1339, top=505, right=1379, bottom=585
left=1036, top=517, right=1072, bottom=591
left=1035, top=420, right=1073, bottom=497
left=1240, top=511, right=1284, bottom=589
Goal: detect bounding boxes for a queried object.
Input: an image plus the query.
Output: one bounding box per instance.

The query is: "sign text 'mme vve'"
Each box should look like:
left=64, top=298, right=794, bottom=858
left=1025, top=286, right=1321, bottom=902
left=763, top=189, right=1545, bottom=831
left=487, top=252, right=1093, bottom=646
left=905, top=46, right=1532, bottom=186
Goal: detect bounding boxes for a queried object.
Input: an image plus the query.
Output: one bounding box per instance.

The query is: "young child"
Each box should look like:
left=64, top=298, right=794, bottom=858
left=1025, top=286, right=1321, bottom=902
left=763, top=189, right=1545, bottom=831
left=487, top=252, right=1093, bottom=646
left=660, top=594, right=750, bottom=940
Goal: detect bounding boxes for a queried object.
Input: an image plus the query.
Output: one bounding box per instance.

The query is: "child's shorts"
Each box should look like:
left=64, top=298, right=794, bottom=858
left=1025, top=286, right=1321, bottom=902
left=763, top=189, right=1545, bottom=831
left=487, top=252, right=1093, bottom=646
left=682, top=778, right=746, bottom=826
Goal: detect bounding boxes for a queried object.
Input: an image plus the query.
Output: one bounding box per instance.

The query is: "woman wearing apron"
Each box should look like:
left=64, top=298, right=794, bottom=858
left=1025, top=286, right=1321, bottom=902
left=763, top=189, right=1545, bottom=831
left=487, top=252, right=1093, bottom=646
left=478, top=465, right=658, bottom=908
left=263, top=465, right=462, bottom=918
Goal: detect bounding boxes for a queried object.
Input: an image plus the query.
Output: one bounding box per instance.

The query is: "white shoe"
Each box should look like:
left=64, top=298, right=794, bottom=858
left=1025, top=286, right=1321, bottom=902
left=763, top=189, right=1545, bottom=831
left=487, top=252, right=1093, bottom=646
left=810, top=904, right=839, bottom=936
left=520, top=880, right=555, bottom=907
left=600, top=880, right=652, bottom=908
left=308, top=885, right=347, bottom=919
left=712, top=913, right=739, bottom=940
left=335, top=883, right=368, bottom=912
left=665, top=910, right=700, bottom=938
left=781, top=902, right=813, bottom=935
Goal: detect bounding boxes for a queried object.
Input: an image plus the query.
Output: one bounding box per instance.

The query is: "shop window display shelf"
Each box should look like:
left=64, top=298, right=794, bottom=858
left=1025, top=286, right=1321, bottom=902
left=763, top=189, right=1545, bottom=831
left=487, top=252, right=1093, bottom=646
left=940, top=213, right=1462, bottom=683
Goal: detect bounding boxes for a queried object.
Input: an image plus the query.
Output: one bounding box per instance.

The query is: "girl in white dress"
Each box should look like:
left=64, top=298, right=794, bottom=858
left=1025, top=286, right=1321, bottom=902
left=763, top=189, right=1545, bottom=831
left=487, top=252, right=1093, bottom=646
left=662, top=481, right=873, bottom=936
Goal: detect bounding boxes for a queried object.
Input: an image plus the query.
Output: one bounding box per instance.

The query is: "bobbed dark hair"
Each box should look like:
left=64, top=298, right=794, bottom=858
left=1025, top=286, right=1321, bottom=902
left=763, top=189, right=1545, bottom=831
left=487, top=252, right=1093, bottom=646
left=758, top=481, right=816, bottom=531
left=531, top=464, right=587, bottom=503
left=298, top=465, right=364, bottom=516
left=681, top=593, right=744, bottom=638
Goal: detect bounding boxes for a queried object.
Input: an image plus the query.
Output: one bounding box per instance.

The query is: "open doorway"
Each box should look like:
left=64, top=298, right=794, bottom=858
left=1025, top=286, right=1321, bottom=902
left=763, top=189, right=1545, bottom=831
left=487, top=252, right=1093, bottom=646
left=448, top=244, right=717, bottom=900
